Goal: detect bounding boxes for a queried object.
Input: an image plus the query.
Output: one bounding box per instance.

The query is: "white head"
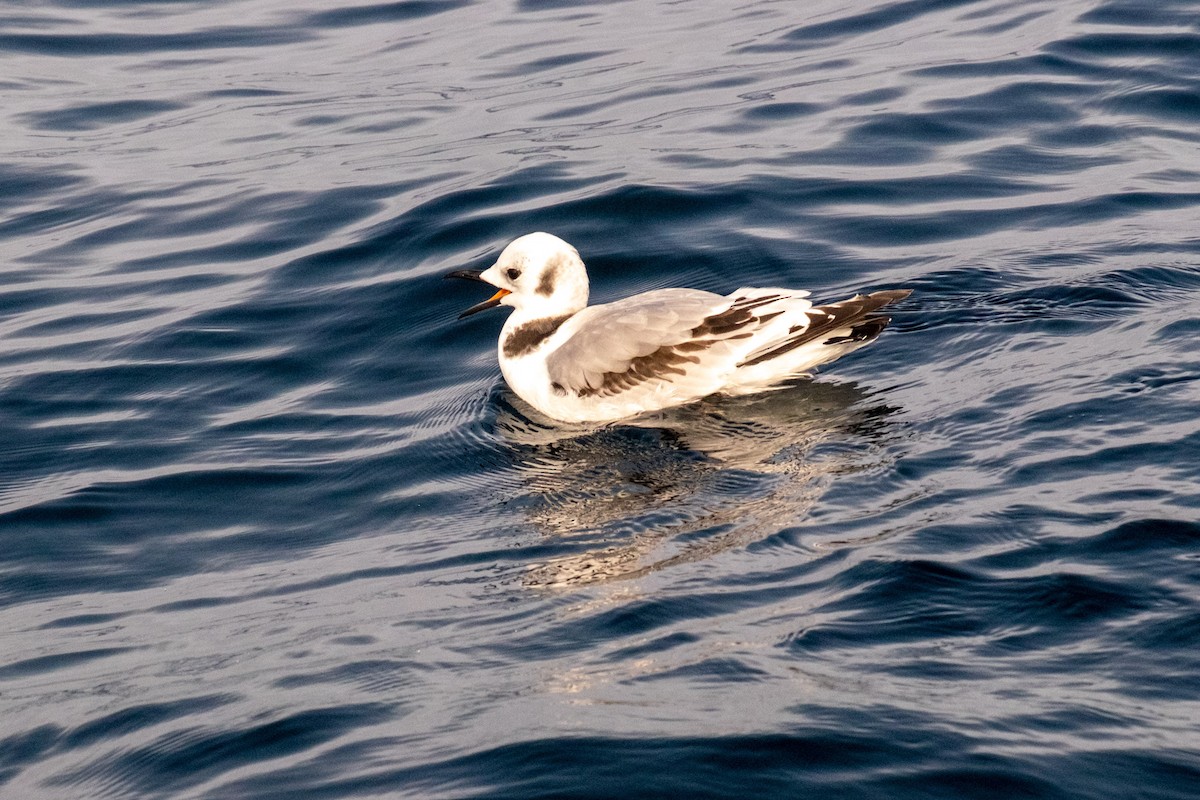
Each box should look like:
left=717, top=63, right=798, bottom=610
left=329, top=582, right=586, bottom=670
left=451, top=232, right=590, bottom=321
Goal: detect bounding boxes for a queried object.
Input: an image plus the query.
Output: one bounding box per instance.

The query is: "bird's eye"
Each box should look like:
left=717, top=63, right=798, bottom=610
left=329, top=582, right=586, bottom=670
left=506, top=268, right=521, bottom=281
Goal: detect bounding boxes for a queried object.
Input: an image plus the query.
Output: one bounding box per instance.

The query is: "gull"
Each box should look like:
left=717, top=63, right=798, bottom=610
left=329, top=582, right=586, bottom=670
left=447, top=232, right=911, bottom=424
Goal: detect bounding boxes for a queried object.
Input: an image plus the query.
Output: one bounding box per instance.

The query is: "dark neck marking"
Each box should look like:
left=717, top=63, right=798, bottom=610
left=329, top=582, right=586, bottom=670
left=503, top=314, right=573, bottom=358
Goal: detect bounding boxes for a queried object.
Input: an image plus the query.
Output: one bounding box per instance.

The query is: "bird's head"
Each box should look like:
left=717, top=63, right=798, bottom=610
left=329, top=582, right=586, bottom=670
left=447, top=232, right=590, bottom=320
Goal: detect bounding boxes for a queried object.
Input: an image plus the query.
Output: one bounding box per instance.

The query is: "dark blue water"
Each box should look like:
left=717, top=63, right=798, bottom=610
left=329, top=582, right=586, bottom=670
left=3, top=0, right=1199, bottom=797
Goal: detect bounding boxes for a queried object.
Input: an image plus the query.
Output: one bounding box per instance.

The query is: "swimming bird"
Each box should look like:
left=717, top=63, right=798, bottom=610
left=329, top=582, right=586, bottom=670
left=447, top=232, right=911, bottom=424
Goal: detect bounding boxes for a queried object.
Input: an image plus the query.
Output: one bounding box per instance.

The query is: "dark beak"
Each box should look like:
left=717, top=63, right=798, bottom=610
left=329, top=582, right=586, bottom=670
left=445, top=269, right=485, bottom=282
left=445, top=269, right=511, bottom=319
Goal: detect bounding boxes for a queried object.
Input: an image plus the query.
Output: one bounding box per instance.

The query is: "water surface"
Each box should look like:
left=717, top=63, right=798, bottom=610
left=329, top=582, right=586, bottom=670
left=2, top=0, right=1199, bottom=797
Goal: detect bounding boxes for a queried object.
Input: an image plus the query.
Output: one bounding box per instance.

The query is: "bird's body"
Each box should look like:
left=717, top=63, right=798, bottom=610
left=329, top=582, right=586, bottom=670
left=449, top=233, right=911, bottom=424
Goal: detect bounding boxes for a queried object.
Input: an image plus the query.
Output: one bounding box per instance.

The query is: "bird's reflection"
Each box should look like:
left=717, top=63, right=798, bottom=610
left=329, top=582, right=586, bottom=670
left=491, top=380, right=901, bottom=589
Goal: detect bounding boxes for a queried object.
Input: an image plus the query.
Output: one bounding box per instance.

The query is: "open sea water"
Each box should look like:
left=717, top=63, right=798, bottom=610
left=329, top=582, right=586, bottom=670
left=2, top=0, right=1199, bottom=797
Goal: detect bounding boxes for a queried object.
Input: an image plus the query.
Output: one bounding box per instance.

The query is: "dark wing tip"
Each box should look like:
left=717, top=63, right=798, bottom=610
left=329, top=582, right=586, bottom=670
left=736, top=288, right=910, bottom=369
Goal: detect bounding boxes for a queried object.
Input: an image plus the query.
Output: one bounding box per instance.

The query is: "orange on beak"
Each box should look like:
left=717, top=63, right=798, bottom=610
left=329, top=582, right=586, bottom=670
left=445, top=268, right=512, bottom=318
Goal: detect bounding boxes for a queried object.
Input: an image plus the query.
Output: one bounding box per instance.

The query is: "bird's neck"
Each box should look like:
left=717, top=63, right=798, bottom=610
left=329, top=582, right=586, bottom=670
left=500, top=309, right=578, bottom=360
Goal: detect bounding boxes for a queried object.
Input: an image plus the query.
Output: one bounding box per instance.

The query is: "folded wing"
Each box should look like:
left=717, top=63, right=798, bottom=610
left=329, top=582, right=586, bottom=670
left=545, top=288, right=780, bottom=399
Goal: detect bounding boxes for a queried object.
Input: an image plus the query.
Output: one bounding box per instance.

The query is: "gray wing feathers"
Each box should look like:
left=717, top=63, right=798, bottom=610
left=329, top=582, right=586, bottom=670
left=546, top=288, right=752, bottom=397
left=544, top=285, right=908, bottom=399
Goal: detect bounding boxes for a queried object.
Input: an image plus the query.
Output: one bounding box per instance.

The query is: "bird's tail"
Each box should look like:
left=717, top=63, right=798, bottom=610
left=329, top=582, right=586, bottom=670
left=727, top=289, right=912, bottom=392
